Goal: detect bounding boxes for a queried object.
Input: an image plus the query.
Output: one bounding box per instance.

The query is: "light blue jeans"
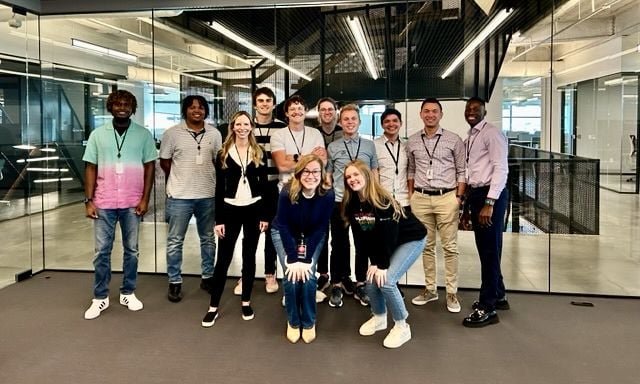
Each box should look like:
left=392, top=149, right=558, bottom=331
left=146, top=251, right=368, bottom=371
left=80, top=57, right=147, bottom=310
left=367, top=237, right=427, bottom=321
left=271, top=228, right=324, bottom=329
left=165, top=197, right=215, bottom=283
left=93, top=208, right=141, bottom=299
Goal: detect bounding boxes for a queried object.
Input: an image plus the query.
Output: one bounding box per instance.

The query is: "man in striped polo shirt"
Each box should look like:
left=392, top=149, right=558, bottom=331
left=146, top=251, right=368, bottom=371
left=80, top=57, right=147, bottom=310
left=233, top=87, right=287, bottom=297
left=159, top=95, right=223, bottom=303
left=83, top=90, right=157, bottom=320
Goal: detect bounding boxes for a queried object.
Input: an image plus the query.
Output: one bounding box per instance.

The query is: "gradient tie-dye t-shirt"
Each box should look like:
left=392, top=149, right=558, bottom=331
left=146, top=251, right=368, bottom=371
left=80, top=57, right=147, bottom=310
left=82, top=121, right=158, bottom=209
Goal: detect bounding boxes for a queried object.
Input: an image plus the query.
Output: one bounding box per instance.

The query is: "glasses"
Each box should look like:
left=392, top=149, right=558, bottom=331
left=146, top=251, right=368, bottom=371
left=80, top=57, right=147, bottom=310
left=319, top=108, right=335, bottom=113
left=301, top=169, right=321, bottom=177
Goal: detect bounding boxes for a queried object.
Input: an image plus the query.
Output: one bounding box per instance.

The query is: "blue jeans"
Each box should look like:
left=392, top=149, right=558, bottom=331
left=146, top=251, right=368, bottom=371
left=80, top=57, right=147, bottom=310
left=272, top=228, right=324, bottom=329
left=165, top=197, right=215, bottom=283
left=93, top=208, right=142, bottom=299
left=367, top=237, right=426, bottom=322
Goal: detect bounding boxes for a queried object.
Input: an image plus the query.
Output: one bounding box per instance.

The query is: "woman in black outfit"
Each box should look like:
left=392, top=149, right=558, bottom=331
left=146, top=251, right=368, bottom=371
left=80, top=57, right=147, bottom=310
left=202, top=111, right=269, bottom=327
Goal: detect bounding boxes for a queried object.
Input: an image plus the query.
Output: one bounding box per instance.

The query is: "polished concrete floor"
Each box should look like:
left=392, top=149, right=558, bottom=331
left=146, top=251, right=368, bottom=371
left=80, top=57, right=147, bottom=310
left=1, top=187, right=639, bottom=296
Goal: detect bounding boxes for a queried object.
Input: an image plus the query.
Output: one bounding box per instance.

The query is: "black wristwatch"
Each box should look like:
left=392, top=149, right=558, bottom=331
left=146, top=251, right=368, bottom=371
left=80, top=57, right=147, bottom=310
left=83, top=197, right=93, bottom=204
left=484, top=198, right=495, bottom=206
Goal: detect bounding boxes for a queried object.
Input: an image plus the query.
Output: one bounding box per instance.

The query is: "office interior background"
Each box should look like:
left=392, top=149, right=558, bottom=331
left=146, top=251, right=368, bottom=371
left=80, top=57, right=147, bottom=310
left=0, top=0, right=638, bottom=297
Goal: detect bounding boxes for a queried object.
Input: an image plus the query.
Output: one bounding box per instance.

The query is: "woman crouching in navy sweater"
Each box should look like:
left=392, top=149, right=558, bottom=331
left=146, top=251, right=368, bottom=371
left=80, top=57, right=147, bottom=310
left=271, top=154, right=334, bottom=343
left=341, top=160, right=427, bottom=349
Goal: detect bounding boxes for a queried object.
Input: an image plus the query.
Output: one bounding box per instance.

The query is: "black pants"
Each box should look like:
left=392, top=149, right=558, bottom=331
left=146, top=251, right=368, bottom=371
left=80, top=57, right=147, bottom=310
left=263, top=181, right=279, bottom=275
left=468, top=186, right=507, bottom=311
left=209, top=202, right=260, bottom=306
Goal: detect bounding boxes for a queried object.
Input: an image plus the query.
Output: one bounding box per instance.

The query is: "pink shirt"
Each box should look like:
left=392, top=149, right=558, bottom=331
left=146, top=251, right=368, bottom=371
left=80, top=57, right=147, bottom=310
left=464, top=119, right=508, bottom=200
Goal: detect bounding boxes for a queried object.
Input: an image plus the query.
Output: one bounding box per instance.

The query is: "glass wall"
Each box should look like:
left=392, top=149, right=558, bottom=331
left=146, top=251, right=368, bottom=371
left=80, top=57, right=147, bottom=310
left=0, top=0, right=638, bottom=296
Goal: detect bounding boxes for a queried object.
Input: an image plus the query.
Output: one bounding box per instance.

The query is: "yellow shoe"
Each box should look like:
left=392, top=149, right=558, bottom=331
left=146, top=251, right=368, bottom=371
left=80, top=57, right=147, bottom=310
left=286, top=323, right=300, bottom=343
left=301, top=326, right=316, bottom=344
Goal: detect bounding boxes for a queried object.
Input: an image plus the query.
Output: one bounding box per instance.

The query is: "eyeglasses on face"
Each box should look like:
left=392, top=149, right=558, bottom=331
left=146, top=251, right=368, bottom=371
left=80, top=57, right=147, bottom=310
left=301, top=169, right=321, bottom=177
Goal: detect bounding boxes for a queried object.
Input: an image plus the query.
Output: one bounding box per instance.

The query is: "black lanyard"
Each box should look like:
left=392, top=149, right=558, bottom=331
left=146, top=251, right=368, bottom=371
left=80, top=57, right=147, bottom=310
left=288, top=127, right=306, bottom=155
left=384, top=139, right=401, bottom=175
left=466, top=122, right=486, bottom=164
left=190, top=128, right=206, bottom=151
left=344, top=137, right=361, bottom=161
left=421, top=133, right=441, bottom=166
left=113, top=127, right=129, bottom=159
left=234, top=144, right=250, bottom=184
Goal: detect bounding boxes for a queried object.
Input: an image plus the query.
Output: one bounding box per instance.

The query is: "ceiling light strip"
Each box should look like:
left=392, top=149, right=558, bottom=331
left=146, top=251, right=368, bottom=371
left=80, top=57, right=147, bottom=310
left=71, top=38, right=138, bottom=63
left=346, top=16, right=379, bottom=80
left=441, top=8, right=513, bottom=79
left=209, top=22, right=312, bottom=81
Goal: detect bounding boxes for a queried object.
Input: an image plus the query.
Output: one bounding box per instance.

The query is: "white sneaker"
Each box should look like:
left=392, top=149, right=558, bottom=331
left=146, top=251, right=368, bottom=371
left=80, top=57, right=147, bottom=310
left=383, top=323, right=411, bottom=349
left=233, top=279, right=242, bottom=296
left=84, top=297, right=109, bottom=320
left=359, top=315, right=388, bottom=336
left=119, top=293, right=143, bottom=311
left=265, top=275, right=279, bottom=293
left=446, top=293, right=461, bottom=313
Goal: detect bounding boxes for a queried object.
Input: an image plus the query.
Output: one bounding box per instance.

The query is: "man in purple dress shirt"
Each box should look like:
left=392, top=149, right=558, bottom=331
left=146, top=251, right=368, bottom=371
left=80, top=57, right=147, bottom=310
left=462, top=97, right=510, bottom=328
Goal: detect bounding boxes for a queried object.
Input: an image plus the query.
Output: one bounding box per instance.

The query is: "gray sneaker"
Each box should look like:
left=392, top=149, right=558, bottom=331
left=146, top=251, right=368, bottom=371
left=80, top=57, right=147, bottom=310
left=328, top=285, right=343, bottom=308
left=411, top=289, right=438, bottom=306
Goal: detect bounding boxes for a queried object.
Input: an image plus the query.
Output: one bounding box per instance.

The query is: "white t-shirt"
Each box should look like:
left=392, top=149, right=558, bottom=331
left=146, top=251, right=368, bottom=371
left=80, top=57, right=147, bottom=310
left=270, top=126, right=324, bottom=188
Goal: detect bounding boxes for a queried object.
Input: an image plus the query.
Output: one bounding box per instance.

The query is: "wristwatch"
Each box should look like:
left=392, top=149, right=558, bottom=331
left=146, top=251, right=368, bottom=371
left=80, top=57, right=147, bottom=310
left=484, top=198, right=495, bottom=206
left=83, top=197, right=93, bottom=204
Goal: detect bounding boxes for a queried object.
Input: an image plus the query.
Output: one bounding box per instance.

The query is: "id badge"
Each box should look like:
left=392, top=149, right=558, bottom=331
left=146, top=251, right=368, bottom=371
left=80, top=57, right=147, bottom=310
left=296, top=242, right=307, bottom=260
left=195, top=154, right=203, bottom=165
left=115, top=161, right=124, bottom=174
left=426, top=168, right=433, bottom=180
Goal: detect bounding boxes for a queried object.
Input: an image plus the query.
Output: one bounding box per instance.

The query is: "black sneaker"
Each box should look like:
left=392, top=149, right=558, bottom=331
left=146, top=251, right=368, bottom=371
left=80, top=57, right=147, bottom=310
left=201, top=310, right=218, bottom=327
left=472, top=299, right=510, bottom=311
left=241, top=305, right=255, bottom=321
left=341, top=277, right=355, bottom=296
left=317, top=274, right=330, bottom=292
left=168, top=283, right=183, bottom=303
left=200, top=278, right=213, bottom=292
left=354, top=284, right=370, bottom=306
left=328, top=285, right=343, bottom=308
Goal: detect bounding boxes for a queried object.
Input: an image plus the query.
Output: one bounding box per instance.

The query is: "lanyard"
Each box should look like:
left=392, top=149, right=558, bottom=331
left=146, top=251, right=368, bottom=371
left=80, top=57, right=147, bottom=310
left=288, top=127, right=306, bottom=155
left=234, top=144, right=250, bottom=184
left=343, top=137, right=361, bottom=161
left=421, top=133, right=441, bottom=166
left=466, top=122, right=486, bottom=164
left=384, top=139, right=400, bottom=175
left=190, top=128, right=206, bottom=151
left=113, top=127, right=129, bottom=159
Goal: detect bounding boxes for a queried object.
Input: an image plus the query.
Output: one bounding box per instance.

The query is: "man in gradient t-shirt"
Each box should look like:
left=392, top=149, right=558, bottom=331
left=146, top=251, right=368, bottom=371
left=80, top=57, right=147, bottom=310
left=82, top=90, right=157, bottom=320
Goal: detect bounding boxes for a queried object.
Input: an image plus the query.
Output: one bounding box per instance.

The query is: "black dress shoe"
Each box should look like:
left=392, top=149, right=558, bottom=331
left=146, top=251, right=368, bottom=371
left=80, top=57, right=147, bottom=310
left=472, top=299, right=510, bottom=311
left=168, top=283, right=183, bottom=302
left=462, top=308, right=499, bottom=328
left=200, top=278, right=212, bottom=292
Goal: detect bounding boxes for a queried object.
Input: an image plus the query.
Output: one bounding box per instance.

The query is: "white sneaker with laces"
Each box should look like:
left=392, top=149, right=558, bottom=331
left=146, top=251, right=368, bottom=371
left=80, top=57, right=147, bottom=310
left=265, top=275, right=279, bottom=293
left=383, top=323, right=411, bottom=349
left=446, top=293, right=461, bottom=313
left=119, top=293, right=143, bottom=311
left=359, top=314, right=388, bottom=336
left=84, top=297, right=109, bottom=320
left=233, top=278, right=242, bottom=296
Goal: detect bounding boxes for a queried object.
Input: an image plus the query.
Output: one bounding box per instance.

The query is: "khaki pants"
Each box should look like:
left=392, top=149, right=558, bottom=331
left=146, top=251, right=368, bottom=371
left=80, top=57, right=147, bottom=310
left=410, top=190, right=459, bottom=293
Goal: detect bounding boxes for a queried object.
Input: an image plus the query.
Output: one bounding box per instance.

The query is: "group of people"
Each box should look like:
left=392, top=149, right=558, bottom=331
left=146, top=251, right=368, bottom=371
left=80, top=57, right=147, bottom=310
left=81, top=87, right=510, bottom=349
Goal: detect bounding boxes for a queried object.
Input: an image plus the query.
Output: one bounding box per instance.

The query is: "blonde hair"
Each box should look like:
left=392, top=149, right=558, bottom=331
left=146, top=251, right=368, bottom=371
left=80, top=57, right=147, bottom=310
left=219, top=111, right=263, bottom=169
left=288, top=154, right=329, bottom=204
left=341, top=160, right=404, bottom=225
left=339, top=103, right=360, bottom=121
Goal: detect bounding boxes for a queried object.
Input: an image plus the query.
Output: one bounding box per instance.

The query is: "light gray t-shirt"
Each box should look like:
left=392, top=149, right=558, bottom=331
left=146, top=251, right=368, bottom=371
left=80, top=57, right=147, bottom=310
left=270, top=126, right=324, bottom=189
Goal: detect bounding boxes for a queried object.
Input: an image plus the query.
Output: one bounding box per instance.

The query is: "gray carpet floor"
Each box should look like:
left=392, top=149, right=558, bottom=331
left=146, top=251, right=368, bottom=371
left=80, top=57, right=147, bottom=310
left=0, top=271, right=638, bottom=384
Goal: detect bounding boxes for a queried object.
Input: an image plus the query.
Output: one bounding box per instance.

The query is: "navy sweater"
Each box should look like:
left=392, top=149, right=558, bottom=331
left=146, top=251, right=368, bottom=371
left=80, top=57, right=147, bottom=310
left=271, top=187, right=335, bottom=264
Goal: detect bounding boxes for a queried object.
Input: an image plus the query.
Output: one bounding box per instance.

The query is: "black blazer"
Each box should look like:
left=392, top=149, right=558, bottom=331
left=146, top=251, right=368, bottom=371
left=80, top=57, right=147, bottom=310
left=215, top=151, right=269, bottom=224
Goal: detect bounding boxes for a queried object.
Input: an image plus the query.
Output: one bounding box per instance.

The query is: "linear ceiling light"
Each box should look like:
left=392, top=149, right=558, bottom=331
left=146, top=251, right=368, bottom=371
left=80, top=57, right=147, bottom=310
left=71, top=38, right=138, bottom=63
left=346, top=16, right=379, bottom=80
left=522, top=77, right=542, bottom=87
left=209, top=22, right=312, bottom=81
left=441, top=8, right=513, bottom=79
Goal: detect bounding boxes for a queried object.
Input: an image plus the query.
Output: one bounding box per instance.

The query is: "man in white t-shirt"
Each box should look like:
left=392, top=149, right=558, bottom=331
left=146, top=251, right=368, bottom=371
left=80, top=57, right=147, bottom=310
left=270, top=95, right=327, bottom=189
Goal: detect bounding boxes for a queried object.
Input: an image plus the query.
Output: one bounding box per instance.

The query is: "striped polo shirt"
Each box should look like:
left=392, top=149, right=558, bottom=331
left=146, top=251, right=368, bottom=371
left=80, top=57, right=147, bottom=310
left=254, top=118, right=287, bottom=182
left=159, top=121, right=223, bottom=199
left=82, top=121, right=158, bottom=209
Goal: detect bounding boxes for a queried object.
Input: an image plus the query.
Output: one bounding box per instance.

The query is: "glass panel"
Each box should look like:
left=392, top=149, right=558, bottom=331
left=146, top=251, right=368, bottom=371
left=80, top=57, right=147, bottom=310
left=0, top=6, right=41, bottom=287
